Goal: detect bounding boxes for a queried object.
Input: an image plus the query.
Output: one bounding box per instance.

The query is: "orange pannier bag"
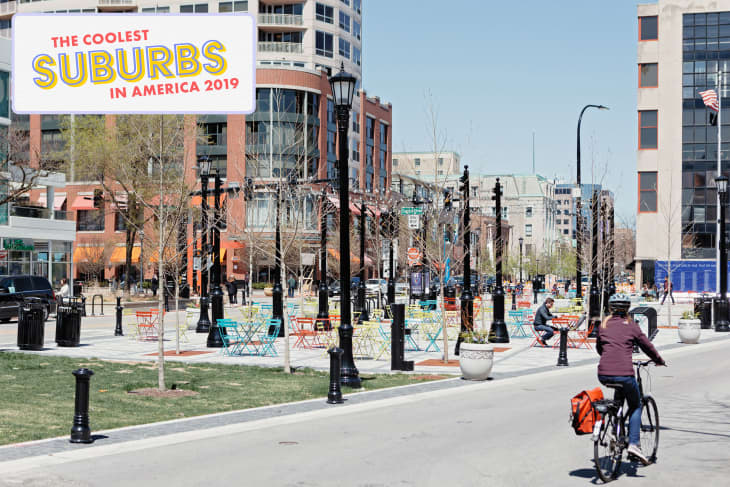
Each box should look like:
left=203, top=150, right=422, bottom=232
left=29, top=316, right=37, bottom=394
left=570, top=387, right=604, bottom=435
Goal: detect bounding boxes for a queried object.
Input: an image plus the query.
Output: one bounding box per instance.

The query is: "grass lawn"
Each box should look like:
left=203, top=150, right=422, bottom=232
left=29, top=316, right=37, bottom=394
left=0, top=353, right=447, bottom=446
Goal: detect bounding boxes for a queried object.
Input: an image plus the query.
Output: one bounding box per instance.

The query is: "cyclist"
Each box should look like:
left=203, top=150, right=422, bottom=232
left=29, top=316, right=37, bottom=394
left=596, top=293, right=666, bottom=465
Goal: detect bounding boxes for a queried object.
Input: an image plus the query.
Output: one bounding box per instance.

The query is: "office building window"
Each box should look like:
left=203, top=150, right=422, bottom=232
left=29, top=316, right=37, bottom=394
left=438, top=157, right=444, bottom=166
left=414, top=158, right=421, bottom=167
left=354, top=0, right=361, bottom=14
left=639, top=172, right=658, bottom=213
left=352, top=111, right=360, bottom=133
left=380, top=122, right=388, bottom=145
left=180, top=3, right=208, bottom=13
left=218, top=1, right=247, bottom=12
left=341, top=0, right=350, bottom=5
left=316, top=31, right=334, bottom=57
left=339, top=38, right=350, bottom=59
left=353, top=47, right=361, bottom=66
left=525, top=224, right=532, bottom=237
left=353, top=20, right=361, bottom=40
left=339, top=11, right=350, bottom=32
left=640, top=16, right=658, bottom=41
left=639, top=110, right=658, bottom=149
left=639, top=63, right=658, bottom=87
left=563, top=229, right=569, bottom=235
left=366, top=117, right=374, bottom=140
left=316, top=3, right=333, bottom=23
left=525, top=207, right=533, bottom=217
left=142, top=6, right=171, bottom=12
left=393, top=158, right=398, bottom=167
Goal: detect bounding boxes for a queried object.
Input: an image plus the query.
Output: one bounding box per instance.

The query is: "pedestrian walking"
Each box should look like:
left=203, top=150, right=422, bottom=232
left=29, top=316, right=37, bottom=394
left=660, top=278, right=674, bottom=305
left=533, top=297, right=557, bottom=346
left=287, top=275, right=296, bottom=298
left=151, top=273, right=159, bottom=297
left=226, top=278, right=237, bottom=305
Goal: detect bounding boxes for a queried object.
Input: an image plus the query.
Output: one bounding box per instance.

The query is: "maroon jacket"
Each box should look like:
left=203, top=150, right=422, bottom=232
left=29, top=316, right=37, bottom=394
left=596, top=316, right=665, bottom=376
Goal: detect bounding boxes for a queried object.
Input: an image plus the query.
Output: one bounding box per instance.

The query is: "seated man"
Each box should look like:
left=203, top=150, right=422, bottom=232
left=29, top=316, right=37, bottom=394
left=533, top=297, right=557, bottom=346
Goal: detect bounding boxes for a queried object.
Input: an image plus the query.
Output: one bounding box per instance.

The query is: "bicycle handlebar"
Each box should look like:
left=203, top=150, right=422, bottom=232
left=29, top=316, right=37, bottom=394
left=633, top=360, right=653, bottom=367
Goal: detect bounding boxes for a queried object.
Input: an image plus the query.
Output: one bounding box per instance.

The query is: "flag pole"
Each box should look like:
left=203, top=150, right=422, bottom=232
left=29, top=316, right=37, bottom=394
left=718, top=70, right=723, bottom=295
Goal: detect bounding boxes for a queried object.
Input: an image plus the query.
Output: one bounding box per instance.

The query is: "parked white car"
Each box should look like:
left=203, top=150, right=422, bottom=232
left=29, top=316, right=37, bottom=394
left=365, top=279, right=387, bottom=294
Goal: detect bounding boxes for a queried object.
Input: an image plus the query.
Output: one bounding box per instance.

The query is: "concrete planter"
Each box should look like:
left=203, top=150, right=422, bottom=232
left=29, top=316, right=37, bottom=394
left=459, top=343, right=494, bottom=381
left=302, top=302, right=318, bottom=318
left=264, top=287, right=273, bottom=297
left=678, top=319, right=701, bottom=344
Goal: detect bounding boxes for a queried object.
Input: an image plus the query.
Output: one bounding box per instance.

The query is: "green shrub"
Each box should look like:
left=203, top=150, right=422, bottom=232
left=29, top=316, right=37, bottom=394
left=252, top=282, right=272, bottom=290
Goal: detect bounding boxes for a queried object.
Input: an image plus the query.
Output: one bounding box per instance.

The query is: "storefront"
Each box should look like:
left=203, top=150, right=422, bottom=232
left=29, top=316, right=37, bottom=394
left=0, top=238, right=73, bottom=287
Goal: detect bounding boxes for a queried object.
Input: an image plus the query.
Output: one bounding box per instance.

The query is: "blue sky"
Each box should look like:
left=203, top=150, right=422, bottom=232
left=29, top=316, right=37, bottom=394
left=363, top=0, right=643, bottom=222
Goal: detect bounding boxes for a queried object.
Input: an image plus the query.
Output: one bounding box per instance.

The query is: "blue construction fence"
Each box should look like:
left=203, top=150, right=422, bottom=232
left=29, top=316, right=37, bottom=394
left=654, top=260, right=728, bottom=292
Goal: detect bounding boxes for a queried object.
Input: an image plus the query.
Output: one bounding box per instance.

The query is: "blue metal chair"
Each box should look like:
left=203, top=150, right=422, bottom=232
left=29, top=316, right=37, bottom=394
left=257, top=318, right=281, bottom=357
left=217, top=319, right=243, bottom=355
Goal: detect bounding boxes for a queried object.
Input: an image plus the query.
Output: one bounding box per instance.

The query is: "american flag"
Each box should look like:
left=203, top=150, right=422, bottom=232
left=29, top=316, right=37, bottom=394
left=700, top=89, right=719, bottom=111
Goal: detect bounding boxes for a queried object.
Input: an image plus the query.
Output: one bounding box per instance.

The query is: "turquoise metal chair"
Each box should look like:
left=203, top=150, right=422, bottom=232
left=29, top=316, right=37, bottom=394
left=217, top=318, right=243, bottom=355
left=257, top=318, right=281, bottom=357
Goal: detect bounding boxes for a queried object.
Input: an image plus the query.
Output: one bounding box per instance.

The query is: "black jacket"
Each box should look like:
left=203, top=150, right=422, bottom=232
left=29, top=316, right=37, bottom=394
left=533, top=303, right=554, bottom=326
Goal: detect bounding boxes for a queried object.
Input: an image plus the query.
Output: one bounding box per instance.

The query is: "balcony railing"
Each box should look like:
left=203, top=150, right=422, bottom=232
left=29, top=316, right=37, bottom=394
left=0, top=1, right=17, bottom=17
left=9, top=205, right=70, bottom=221
left=258, top=14, right=304, bottom=27
left=258, top=42, right=303, bottom=54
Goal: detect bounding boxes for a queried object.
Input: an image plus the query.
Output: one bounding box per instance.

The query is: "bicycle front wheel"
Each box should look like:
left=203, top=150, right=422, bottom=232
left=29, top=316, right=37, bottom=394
left=594, top=415, right=622, bottom=483
left=640, top=396, right=660, bottom=463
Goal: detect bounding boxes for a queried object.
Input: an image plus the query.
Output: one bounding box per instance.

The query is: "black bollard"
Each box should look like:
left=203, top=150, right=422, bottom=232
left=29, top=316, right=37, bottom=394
left=114, top=296, right=124, bottom=336
left=327, top=347, right=344, bottom=404
left=164, top=291, right=170, bottom=312
left=390, top=303, right=414, bottom=371
left=511, top=289, right=517, bottom=310
left=70, top=368, right=94, bottom=443
left=557, top=327, right=569, bottom=367
left=241, top=288, right=246, bottom=306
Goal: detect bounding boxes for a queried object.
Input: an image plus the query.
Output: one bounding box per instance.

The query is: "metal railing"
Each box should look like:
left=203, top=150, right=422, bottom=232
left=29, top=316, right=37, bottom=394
left=258, top=14, right=303, bottom=27
left=9, top=206, right=70, bottom=220
left=258, top=42, right=303, bottom=54
left=0, top=1, right=17, bottom=16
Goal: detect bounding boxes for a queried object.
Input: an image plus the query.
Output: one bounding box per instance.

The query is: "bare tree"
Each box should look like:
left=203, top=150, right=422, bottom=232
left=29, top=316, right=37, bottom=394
left=0, top=125, right=59, bottom=207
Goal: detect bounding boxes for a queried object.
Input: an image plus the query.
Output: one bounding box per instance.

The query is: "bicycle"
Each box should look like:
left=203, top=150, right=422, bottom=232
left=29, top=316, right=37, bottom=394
left=592, top=360, right=660, bottom=483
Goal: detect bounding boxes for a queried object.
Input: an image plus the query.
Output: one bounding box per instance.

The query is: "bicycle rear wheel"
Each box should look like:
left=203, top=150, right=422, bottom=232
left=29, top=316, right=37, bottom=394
left=640, top=396, right=660, bottom=463
left=594, top=415, right=623, bottom=483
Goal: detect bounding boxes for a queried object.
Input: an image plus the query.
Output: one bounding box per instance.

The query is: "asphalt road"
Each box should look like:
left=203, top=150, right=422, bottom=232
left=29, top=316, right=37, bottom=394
left=3, top=340, right=729, bottom=487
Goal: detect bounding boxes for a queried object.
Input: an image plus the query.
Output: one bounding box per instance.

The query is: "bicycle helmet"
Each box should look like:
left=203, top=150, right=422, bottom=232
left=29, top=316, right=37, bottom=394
left=608, top=292, right=632, bottom=314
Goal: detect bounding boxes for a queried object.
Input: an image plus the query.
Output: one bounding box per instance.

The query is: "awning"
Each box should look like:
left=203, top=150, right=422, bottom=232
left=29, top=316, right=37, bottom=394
left=326, top=196, right=360, bottom=215
left=110, top=193, right=128, bottom=210
left=73, top=246, right=104, bottom=263
left=110, top=246, right=141, bottom=264
left=221, top=240, right=244, bottom=249
left=71, top=195, right=95, bottom=210
left=36, top=193, right=67, bottom=210
left=327, top=248, right=373, bottom=265
left=191, top=194, right=227, bottom=206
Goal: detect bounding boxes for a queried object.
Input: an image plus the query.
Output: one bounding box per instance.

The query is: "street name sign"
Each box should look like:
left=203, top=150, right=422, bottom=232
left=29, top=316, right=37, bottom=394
left=400, top=207, right=424, bottom=215
left=13, top=14, right=256, bottom=114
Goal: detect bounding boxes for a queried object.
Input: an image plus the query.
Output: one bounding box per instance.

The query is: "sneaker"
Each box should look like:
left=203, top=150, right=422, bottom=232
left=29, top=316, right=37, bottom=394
left=627, top=444, right=651, bottom=465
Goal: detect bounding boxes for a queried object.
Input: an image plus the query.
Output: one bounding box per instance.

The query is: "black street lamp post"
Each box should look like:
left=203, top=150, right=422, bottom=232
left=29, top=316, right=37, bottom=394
left=317, top=189, right=330, bottom=328
left=206, top=168, right=224, bottom=348
left=387, top=211, right=396, bottom=305
left=272, top=184, right=285, bottom=335
left=715, top=176, right=730, bottom=332
left=356, top=203, right=369, bottom=323
left=576, top=104, right=609, bottom=301
left=608, top=205, right=616, bottom=297
left=589, top=190, right=601, bottom=336
left=489, top=178, right=509, bottom=343
left=601, top=198, right=610, bottom=314
left=330, top=64, right=361, bottom=387
left=455, top=165, right=473, bottom=355
left=196, top=157, right=211, bottom=333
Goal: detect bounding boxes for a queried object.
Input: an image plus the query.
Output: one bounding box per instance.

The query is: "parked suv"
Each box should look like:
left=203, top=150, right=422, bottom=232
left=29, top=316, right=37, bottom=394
left=0, top=275, right=57, bottom=322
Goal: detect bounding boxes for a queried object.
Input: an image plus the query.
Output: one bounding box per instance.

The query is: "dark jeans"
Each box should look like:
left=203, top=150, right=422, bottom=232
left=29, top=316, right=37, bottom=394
left=534, top=324, right=554, bottom=342
left=661, top=291, right=674, bottom=305
left=598, top=375, right=641, bottom=446
left=288, top=288, right=294, bottom=298
left=228, top=293, right=236, bottom=304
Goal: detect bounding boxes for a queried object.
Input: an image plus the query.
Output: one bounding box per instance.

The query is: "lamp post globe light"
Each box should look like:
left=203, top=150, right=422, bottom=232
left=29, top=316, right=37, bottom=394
left=329, top=64, right=361, bottom=387
left=715, top=176, right=730, bottom=332
left=195, top=156, right=212, bottom=334
left=206, top=166, right=225, bottom=348
left=576, top=104, right=609, bottom=302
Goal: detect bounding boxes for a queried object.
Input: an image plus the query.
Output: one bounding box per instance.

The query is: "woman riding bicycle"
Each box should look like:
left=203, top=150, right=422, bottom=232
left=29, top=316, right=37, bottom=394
left=597, top=293, right=666, bottom=465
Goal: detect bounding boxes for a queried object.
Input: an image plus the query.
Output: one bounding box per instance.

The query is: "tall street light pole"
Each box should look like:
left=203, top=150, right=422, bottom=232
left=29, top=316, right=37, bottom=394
left=272, top=184, right=285, bottom=334
left=519, top=237, right=524, bottom=284
left=357, top=202, right=369, bottom=323
left=601, top=197, right=610, bottom=315
left=576, top=104, right=609, bottom=302
left=387, top=211, right=396, bottom=305
left=330, top=64, right=361, bottom=387
left=489, top=178, right=509, bottom=343
left=715, top=176, right=730, bottom=332
left=206, top=169, right=224, bottom=347
left=317, top=189, right=330, bottom=329
left=196, top=157, right=211, bottom=333
left=608, top=204, right=616, bottom=297
left=455, top=165, right=473, bottom=355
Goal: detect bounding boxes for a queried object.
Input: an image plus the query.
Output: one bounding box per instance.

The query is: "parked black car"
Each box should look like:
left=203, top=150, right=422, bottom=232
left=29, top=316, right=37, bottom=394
left=327, top=280, right=341, bottom=297
left=0, top=275, right=57, bottom=322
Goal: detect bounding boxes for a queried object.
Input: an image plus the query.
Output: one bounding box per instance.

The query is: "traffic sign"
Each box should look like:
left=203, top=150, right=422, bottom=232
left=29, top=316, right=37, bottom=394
left=408, top=215, right=420, bottom=229
left=401, top=207, right=424, bottom=216
left=193, top=256, right=201, bottom=271
left=407, top=247, right=421, bottom=266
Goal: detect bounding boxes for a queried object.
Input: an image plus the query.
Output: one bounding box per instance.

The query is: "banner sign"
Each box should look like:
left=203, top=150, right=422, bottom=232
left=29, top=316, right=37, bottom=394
left=654, top=260, right=723, bottom=292
left=12, top=14, right=256, bottom=114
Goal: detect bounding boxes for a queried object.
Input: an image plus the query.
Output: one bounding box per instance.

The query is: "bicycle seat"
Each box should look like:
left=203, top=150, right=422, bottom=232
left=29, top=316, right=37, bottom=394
left=603, top=383, right=625, bottom=391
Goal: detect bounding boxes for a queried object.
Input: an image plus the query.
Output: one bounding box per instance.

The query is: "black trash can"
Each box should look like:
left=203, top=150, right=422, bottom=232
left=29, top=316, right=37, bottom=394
left=73, top=282, right=83, bottom=298
left=695, top=295, right=713, bottom=329
left=17, top=297, right=45, bottom=351
left=629, top=306, right=658, bottom=353
left=56, top=297, right=82, bottom=347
